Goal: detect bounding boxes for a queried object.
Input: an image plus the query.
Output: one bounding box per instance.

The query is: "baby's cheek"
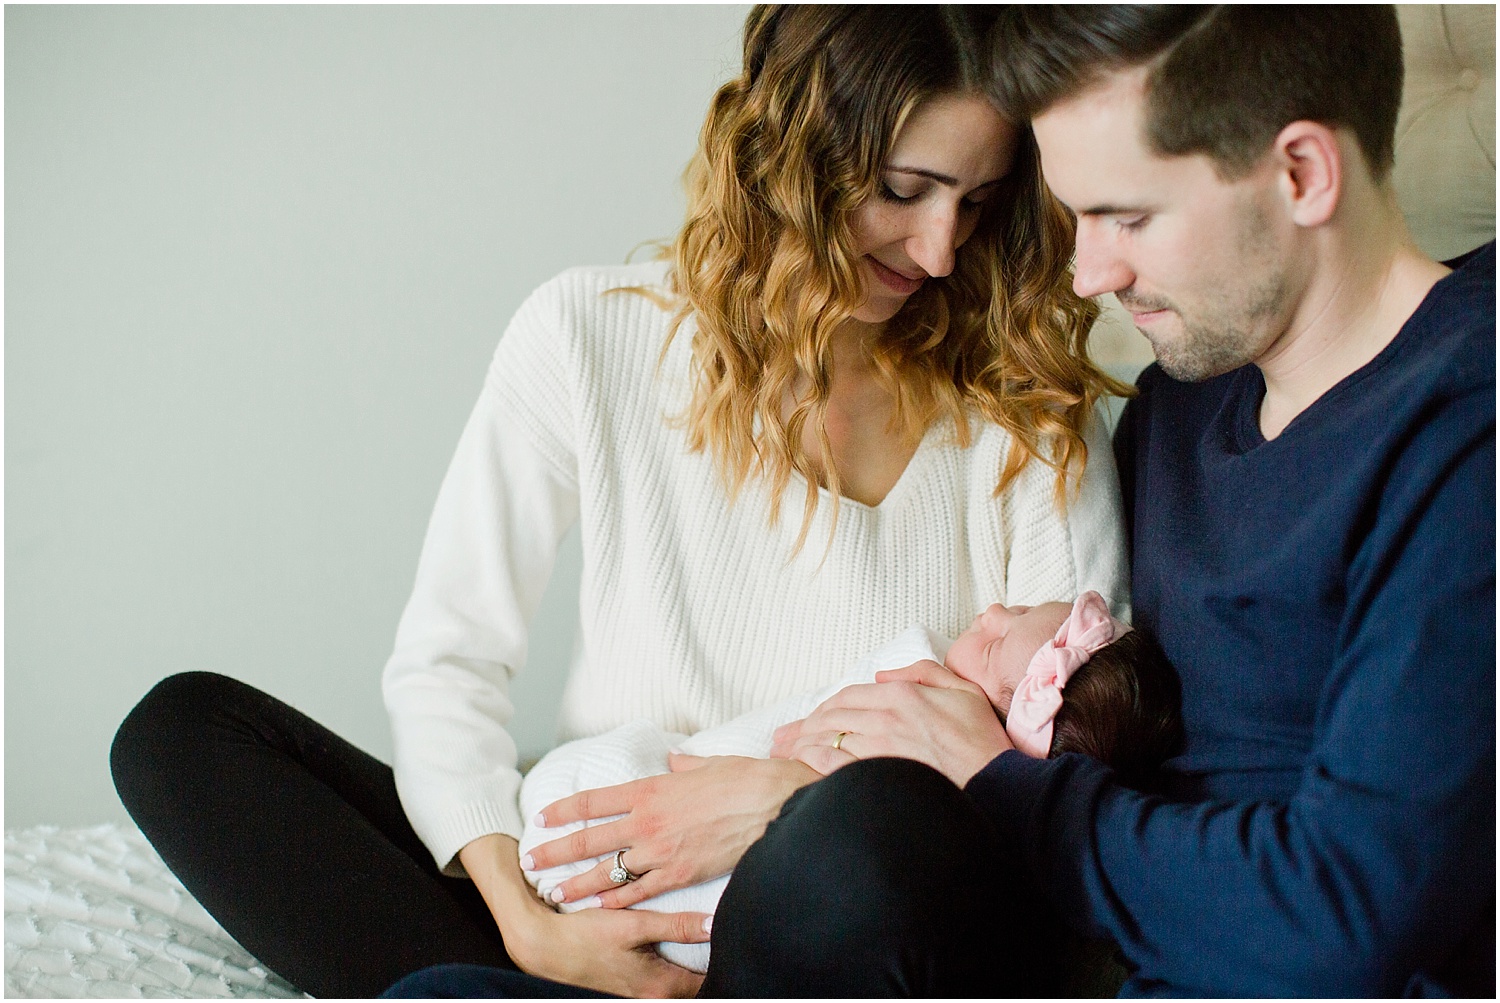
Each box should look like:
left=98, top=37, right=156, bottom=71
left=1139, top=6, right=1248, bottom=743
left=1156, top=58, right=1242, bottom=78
left=944, top=657, right=988, bottom=701
left=943, top=640, right=985, bottom=687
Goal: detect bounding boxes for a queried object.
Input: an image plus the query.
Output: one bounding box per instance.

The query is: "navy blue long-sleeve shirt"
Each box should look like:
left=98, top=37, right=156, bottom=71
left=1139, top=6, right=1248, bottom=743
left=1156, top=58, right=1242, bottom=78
left=966, top=243, right=1496, bottom=997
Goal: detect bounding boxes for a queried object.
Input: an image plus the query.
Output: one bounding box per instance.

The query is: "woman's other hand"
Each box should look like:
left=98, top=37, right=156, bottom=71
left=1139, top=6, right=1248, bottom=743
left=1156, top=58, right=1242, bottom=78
left=459, top=833, right=708, bottom=998
left=768, top=659, right=1013, bottom=785
left=524, top=755, right=818, bottom=909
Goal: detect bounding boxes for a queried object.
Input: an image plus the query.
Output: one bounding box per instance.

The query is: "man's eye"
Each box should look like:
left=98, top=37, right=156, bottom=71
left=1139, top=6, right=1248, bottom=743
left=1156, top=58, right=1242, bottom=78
left=1116, top=215, right=1148, bottom=232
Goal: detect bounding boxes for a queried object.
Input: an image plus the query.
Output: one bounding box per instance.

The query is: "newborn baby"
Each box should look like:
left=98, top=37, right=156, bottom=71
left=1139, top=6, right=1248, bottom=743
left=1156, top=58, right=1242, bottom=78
left=518, top=592, right=1178, bottom=972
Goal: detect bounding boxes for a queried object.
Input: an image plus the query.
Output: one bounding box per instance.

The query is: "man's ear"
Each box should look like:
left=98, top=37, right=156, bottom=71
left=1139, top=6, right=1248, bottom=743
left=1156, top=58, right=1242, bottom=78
left=1271, top=120, right=1342, bottom=227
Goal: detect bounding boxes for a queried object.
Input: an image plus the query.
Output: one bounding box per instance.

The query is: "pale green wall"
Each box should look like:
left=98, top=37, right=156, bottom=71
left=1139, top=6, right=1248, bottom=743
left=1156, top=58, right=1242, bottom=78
left=6, top=4, right=750, bottom=827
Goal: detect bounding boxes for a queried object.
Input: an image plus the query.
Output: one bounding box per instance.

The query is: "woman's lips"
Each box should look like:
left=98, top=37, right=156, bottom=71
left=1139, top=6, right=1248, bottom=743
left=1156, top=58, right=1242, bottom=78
left=867, top=256, right=925, bottom=295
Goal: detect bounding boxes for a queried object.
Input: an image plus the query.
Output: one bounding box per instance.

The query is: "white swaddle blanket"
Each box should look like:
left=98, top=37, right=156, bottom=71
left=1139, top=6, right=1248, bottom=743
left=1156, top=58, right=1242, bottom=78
left=518, top=625, right=949, bottom=973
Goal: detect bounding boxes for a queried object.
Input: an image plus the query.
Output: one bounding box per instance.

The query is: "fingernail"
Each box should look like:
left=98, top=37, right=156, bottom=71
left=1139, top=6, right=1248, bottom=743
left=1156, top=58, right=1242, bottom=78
left=521, top=853, right=535, bottom=870
left=580, top=895, right=602, bottom=909
left=532, top=811, right=547, bottom=827
left=702, top=916, right=713, bottom=935
left=549, top=886, right=566, bottom=903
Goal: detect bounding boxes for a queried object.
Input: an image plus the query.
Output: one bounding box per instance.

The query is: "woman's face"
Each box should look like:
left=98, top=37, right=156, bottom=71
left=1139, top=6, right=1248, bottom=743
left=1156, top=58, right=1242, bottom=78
left=848, top=92, right=1019, bottom=325
left=944, top=601, right=1073, bottom=715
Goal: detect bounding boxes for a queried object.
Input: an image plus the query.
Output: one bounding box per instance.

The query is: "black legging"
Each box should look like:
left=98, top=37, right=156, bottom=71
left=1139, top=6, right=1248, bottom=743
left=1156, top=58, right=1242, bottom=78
left=112, top=672, right=1066, bottom=997
left=110, top=671, right=515, bottom=998
left=702, top=756, right=1062, bottom=996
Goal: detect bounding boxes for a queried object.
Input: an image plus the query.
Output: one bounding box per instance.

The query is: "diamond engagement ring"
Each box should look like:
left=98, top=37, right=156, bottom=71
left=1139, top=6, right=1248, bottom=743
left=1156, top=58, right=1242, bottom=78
left=609, top=849, right=640, bottom=884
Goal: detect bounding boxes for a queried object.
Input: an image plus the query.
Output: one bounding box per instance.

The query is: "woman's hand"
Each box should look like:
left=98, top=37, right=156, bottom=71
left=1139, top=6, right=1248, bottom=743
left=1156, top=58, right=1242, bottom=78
left=459, top=833, right=709, bottom=998
left=525, top=754, right=819, bottom=909
left=768, top=660, right=1013, bottom=786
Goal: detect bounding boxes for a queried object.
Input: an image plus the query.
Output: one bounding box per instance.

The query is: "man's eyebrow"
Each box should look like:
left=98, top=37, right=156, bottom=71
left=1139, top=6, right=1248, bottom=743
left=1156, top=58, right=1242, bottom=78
left=887, top=166, right=1008, bottom=189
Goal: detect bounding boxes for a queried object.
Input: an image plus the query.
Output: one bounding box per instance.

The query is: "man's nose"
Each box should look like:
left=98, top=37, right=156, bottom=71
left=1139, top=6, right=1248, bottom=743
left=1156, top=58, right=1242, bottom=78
left=1071, top=219, right=1134, bottom=299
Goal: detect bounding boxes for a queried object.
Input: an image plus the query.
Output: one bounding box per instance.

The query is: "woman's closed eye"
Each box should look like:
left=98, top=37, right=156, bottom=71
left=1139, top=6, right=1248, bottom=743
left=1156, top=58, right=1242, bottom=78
left=962, top=182, right=1000, bottom=208
left=880, top=181, right=997, bottom=209
left=880, top=182, right=922, bottom=204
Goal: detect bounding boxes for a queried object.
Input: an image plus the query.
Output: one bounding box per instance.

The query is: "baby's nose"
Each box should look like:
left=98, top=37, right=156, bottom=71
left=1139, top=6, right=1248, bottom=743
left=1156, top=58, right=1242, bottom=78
left=982, top=603, right=1023, bottom=626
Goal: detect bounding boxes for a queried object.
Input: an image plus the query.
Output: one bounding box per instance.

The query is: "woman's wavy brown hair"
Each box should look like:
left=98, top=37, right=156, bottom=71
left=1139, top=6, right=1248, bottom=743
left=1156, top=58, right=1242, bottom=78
left=662, top=5, right=1132, bottom=552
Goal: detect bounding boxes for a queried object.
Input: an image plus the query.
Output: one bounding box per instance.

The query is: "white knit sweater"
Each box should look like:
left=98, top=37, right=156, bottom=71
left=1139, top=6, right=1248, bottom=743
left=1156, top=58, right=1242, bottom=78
left=382, top=262, right=1129, bottom=874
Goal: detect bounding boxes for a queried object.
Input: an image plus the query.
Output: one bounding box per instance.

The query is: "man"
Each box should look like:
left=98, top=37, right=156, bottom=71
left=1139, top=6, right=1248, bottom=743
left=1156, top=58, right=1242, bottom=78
left=709, top=6, right=1494, bottom=997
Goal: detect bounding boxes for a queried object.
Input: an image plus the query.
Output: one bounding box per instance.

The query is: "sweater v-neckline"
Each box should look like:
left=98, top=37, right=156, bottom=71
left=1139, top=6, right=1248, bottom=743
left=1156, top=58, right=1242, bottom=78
left=792, top=419, right=940, bottom=515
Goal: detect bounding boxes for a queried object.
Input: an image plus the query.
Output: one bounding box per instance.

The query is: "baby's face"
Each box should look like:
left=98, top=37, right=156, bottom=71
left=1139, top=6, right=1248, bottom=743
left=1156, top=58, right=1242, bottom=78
left=945, top=602, right=1073, bottom=715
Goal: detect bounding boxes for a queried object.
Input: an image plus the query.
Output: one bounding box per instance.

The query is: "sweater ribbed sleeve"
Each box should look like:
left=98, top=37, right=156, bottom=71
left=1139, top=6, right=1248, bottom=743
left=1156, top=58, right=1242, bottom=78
left=383, top=280, right=582, bottom=872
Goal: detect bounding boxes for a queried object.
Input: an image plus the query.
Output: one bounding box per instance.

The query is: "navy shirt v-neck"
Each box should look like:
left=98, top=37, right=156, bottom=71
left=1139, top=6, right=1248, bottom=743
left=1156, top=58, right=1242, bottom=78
left=966, top=243, right=1495, bottom=997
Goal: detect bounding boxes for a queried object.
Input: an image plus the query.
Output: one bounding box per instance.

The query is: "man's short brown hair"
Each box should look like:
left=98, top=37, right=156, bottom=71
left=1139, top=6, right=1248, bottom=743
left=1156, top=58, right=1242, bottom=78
left=989, top=5, right=1404, bottom=179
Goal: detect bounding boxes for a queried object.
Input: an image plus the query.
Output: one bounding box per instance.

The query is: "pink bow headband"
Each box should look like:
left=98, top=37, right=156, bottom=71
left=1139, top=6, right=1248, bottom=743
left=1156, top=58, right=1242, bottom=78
left=1004, top=592, right=1130, bottom=759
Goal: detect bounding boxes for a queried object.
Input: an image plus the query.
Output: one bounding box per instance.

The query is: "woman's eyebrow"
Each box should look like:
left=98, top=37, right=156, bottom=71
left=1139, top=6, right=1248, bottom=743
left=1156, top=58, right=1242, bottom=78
left=887, top=166, right=1007, bottom=189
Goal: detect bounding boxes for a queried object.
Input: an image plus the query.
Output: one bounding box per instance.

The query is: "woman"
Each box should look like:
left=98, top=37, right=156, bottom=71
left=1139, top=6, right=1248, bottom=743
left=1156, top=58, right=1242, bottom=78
left=111, top=5, right=1130, bottom=998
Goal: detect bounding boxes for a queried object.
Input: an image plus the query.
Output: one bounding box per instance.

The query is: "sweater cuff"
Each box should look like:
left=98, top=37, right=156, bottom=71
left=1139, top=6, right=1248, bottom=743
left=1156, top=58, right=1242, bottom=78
left=424, top=800, right=528, bottom=879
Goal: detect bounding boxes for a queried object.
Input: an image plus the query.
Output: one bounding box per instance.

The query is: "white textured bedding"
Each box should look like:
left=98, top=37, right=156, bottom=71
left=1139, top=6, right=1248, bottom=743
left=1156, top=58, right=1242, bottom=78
left=5, top=824, right=304, bottom=999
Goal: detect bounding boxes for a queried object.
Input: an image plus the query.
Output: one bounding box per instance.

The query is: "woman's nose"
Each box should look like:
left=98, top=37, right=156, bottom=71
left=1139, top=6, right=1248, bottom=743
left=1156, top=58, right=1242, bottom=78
left=906, top=207, right=961, bottom=278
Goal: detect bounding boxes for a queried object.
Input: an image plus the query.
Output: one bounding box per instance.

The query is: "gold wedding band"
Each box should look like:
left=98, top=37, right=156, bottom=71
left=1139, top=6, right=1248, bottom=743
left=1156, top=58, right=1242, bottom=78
left=832, top=731, right=850, bottom=751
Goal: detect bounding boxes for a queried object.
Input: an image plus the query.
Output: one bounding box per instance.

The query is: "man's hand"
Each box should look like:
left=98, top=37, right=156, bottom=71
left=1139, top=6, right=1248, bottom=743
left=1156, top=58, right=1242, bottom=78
left=524, top=755, right=818, bottom=909
left=769, top=660, right=1013, bottom=785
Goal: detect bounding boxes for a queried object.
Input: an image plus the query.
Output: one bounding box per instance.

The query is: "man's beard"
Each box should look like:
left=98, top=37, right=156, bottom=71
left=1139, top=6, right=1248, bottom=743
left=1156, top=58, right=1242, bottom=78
left=1122, top=273, right=1288, bottom=384
left=1146, top=310, right=1262, bottom=382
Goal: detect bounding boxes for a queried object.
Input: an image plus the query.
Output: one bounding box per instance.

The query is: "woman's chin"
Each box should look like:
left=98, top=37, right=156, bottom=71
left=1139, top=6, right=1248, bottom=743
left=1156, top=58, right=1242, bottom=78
left=850, top=297, right=907, bottom=325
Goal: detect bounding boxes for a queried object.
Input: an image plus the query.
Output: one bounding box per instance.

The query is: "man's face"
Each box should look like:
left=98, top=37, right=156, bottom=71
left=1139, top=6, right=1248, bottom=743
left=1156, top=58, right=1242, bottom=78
left=1032, top=68, right=1296, bottom=382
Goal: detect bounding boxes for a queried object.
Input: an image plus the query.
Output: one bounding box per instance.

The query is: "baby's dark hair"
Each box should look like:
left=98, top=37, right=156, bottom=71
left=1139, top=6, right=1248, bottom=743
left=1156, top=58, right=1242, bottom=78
left=1046, top=628, right=1182, bottom=786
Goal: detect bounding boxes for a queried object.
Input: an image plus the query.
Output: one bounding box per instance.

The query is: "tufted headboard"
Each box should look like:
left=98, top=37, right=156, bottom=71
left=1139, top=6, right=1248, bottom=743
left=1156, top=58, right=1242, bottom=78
left=1392, top=3, right=1496, bottom=262
left=1089, top=2, right=1497, bottom=373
